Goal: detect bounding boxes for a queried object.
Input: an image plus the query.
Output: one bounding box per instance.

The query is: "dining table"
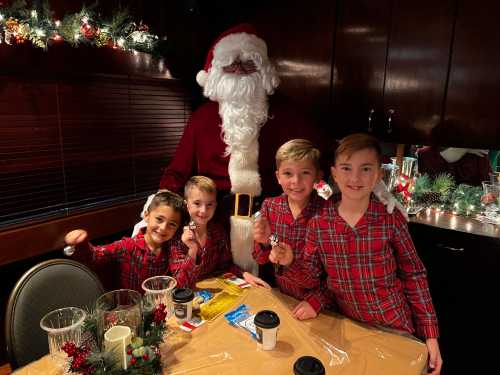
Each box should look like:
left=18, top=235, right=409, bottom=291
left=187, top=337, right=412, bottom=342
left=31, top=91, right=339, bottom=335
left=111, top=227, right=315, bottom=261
left=13, top=278, right=428, bottom=374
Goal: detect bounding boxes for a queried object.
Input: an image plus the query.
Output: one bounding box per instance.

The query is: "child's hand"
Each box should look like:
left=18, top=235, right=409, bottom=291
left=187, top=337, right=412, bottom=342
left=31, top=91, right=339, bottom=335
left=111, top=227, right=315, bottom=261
left=426, top=338, right=443, bottom=375
left=65, top=229, right=88, bottom=245
left=181, top=226, right=199, bottom=258
left=269, top=242, right=294, bottom=267
left=242, top=272, right=271, bottom=289
left=253, top=217, right=272, bottom=244
left=292, top=300, right=318, bottom=320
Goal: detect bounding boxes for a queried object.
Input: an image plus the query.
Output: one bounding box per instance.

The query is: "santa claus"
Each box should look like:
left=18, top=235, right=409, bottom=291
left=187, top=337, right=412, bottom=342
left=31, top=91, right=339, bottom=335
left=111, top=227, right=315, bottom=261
left=159, top=24, right=332, bottom=274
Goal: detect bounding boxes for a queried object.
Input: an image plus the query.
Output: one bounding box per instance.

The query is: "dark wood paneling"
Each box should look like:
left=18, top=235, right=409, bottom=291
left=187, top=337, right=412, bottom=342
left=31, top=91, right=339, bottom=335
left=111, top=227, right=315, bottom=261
left=0, top=200, right=144, bottom=266
left=0, top=44, right=170, bottom=79
left=384, top=1, right=454, bottom=143
left=332, top=0, right=455, bottom=143
left=331, top=0, right=391, bottom=136
left=443, top=0, right=500, bottom=148
left=252, top=0, right=336, bottom=124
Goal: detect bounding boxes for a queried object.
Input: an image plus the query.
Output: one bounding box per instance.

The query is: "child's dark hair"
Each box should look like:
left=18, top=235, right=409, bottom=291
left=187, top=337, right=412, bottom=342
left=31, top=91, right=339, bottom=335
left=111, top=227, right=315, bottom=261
left=147, top=190, right=187, bottom=224
left=335, top=133, right=382, bottom=166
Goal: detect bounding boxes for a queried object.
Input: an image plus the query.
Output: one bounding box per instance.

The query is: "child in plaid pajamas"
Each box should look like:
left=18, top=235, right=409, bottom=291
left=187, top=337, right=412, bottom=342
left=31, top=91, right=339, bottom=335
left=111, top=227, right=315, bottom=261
left=64, top=190, right=185, bottom=292
left=253, top=139, right=333, bottom=320
left=168, top=176, right=268, bottom=289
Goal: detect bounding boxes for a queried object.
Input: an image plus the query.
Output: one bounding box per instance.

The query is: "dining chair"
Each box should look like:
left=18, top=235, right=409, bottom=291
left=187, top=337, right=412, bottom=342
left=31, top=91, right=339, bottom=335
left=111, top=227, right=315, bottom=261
left=4, top=258, right=105, bottom=369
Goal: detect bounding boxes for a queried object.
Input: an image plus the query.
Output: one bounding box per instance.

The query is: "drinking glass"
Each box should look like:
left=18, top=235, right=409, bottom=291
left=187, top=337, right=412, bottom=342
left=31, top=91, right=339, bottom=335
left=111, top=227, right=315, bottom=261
left=40, top=307, right=86, bottom=365
left=483, top=183, right=500, bottom=207
left=381, top=163, right=400, bottom=191
left=392, top=156, right=417, bottom=178
left=142, top=276, right=177, bottom=317
left=95, top=289, right=142, bottom=349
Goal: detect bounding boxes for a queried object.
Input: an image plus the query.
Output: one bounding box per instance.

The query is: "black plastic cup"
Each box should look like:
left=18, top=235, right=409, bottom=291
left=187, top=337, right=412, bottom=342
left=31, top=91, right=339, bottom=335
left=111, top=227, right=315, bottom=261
left=254, top=310, right=280, bottom=350
left=172, top=287, right=194, bottom=323
left=294, top=356, right=325, bottom=375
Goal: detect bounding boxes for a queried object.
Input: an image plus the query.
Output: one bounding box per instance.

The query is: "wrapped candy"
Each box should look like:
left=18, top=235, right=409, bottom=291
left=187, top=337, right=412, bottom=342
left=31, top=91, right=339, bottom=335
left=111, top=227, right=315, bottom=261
left=63, top=245, right=76, bottom=256
left=269, top=233, right=279, bottom=247
left=252, top=210, right=262, bottom=222
left=314, top=180, right=333, bottom=200
left=188, top=220, right=197, bottom=230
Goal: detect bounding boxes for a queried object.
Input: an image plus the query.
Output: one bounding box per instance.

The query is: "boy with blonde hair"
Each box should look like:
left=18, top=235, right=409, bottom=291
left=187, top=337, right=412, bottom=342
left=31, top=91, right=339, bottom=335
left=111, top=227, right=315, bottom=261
left=169, top=176, right=268, bottom=289
left=253, top=139, right=332, bottom=320
left=283, top=134, right=442, bottom=375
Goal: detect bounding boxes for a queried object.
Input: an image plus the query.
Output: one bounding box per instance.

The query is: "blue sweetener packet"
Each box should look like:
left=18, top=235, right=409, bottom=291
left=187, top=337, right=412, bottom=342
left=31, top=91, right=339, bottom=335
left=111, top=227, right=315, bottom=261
left=195, top=289, right=213, bottom=303
left=224, top=304, right=257, bottom=340
left=224, top=304, right=249, bottom=326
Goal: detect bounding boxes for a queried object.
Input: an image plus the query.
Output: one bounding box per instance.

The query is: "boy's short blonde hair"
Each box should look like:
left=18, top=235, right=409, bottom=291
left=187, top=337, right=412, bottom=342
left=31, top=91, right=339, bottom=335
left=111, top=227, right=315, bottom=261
left=275, top=139, right=321, bottom=170
left=335, top=133, right=382, bottom=166
left=184, top=175, right=217, bottom=198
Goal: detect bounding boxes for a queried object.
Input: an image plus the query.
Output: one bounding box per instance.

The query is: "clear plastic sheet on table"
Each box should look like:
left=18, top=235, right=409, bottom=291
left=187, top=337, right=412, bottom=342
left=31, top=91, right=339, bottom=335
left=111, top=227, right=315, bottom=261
left=161, top=278, right=428, bottom=375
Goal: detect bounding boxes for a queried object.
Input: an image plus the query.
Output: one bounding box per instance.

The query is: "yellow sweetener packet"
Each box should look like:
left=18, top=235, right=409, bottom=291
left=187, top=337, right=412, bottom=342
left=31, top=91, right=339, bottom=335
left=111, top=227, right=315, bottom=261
left=200, top=291, right=240, bottom=321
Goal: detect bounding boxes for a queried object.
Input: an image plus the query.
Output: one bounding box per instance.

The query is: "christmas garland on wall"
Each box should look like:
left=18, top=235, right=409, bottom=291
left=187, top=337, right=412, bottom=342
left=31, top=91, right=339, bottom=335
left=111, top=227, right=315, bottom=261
left=0, top=0, right=159, bottom=54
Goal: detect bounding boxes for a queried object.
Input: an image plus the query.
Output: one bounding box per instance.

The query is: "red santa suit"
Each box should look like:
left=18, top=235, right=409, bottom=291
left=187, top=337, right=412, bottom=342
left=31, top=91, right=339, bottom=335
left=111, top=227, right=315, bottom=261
left=159, top=24, right=329, bottom=274
left=159, top=95, right=327, bottom=198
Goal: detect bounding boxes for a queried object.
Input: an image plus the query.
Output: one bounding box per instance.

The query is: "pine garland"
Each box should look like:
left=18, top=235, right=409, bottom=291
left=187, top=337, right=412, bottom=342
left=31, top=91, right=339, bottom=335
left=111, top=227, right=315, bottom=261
left=397, top=173, right=484, bottom=217
left=0, top=0, right=159, bottom=54
left=449, top=184, right=483, bottom=216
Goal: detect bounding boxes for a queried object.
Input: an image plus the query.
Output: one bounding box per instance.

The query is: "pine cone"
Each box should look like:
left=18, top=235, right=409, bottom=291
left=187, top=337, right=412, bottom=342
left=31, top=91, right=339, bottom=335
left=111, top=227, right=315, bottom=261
left=419, top=192, right=442, bottom=205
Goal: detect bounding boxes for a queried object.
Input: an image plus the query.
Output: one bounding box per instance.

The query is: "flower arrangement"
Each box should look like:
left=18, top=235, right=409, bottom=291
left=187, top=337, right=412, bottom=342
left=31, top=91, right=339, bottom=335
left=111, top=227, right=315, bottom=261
left=62, top=304, right=167, bottom=374
left=0, top=0, right=159, bottom=54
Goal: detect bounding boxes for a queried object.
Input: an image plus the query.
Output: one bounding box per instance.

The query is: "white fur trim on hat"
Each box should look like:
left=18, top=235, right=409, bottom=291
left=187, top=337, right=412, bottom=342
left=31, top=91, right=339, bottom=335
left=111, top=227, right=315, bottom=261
left=212, top=33, right=268, bottom=68
left=196, top=70, right=208, bottom=87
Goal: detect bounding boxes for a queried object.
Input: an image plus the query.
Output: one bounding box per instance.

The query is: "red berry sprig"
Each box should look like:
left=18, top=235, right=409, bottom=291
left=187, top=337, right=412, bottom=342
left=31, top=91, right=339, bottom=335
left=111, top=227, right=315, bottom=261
left=153, top=303, right=167, bottom=323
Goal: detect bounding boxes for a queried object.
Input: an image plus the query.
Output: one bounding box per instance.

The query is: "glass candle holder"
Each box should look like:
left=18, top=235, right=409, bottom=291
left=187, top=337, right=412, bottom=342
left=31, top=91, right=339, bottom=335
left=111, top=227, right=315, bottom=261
left=142, top=276, right=177, bottom=318
left=40, top=307, right=86, bottom=365
left=95, top=289, right=142, bottom=349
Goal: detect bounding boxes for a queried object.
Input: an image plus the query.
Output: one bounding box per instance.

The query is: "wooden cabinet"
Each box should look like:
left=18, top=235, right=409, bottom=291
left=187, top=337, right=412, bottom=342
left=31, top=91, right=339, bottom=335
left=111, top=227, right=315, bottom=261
left=409, top=221, right=500, bottom=374
left=332, top=0, right=454, bottom=143
left=442, top=0, right=500, bottom=148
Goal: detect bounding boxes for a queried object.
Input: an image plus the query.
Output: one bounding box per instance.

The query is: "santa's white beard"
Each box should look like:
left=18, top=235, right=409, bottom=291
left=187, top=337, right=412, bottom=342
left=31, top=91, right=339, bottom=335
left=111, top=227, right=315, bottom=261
left=213, top=73, right=268, bottom=196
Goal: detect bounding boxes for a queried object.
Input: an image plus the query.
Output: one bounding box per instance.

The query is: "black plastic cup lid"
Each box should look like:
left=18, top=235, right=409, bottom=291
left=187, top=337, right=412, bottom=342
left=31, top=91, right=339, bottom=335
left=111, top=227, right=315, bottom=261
left=172, top=288, right=194, bottom=303
left=254, top=310, right=280, bottom=329
left=294, top=356, right=325, bottom=375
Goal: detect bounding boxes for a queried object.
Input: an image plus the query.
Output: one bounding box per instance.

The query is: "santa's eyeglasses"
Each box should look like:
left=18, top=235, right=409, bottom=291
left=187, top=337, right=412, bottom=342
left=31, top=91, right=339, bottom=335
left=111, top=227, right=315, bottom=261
left=222, top=59, right=258, bottom=75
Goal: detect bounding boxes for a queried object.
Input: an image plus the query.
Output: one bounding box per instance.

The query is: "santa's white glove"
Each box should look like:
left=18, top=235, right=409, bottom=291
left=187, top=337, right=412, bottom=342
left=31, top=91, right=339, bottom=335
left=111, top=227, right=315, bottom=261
left=440, top=148, right=488, bottom=163
left=373, top=180, right=409, bottom=221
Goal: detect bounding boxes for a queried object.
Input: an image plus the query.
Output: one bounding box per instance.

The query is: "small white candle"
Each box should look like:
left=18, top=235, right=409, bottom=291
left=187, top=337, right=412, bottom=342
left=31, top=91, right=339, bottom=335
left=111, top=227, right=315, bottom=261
left=104, top=325, right=132, bottom=370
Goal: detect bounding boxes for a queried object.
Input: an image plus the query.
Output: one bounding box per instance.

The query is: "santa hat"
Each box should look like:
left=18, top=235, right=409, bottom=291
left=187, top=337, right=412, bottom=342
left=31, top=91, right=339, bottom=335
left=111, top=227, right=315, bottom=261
left=196, top=23, right=269, bottom=87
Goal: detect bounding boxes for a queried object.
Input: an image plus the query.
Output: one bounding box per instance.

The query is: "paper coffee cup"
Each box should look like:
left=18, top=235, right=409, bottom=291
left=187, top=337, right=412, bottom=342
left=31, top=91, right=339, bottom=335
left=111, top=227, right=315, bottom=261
left=172, top=288, right=194, bottom=324
left=293, top=356, right=325, bottom=375
left=254, top=310, right=280, bottom=350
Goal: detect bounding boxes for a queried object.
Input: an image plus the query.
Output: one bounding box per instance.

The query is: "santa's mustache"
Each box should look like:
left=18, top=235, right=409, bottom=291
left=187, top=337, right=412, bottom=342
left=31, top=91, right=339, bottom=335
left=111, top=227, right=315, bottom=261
left=204, top=68, right=267, bottom=104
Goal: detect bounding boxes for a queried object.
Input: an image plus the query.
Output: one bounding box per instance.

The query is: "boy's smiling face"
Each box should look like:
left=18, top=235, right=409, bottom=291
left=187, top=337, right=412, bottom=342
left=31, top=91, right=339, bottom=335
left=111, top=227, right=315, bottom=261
left=185, top=186, right=217, bottom=227
left=276, top=158, right=320, bottom=206
left=331, top=148, right=382, bottom=202
left=144, top=205, right=181, bottom=249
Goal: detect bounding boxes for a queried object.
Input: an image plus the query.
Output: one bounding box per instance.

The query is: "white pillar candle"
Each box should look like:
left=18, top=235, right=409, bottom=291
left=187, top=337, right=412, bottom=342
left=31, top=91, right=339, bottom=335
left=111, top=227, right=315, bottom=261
left=104, top=325, right=132, bottom=370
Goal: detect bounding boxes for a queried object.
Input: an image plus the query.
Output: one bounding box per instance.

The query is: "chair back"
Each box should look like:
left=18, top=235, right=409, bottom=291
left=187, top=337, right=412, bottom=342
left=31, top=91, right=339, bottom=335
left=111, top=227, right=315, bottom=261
left=5, top=259, right=105, bottom=368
